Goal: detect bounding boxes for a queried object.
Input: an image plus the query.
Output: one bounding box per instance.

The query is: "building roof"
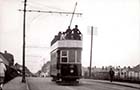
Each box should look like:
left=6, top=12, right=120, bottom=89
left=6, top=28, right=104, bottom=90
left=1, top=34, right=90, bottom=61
left=128, top=64, right=140, bottom=72
left=0, top=53, right=9, bottom=65
left=132, top=64, right=140, bottom=72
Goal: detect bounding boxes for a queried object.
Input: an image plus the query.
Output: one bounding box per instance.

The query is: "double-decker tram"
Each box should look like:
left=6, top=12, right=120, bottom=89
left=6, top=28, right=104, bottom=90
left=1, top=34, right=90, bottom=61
left=50, top=25, right=82, bottom=84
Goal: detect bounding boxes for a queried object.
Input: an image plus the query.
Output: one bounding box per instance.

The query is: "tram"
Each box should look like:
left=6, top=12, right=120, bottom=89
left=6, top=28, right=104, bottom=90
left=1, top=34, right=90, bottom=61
left=50, top=25, right=82, bottom=84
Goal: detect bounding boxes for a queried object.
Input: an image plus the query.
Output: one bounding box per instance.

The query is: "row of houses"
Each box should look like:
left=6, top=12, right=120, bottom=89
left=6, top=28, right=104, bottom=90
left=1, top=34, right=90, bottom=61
left=35, top=61, right=50, bottom=77
left=82, top=64, right=140, bottom=83
left=115, top=65, right=140, bottom=81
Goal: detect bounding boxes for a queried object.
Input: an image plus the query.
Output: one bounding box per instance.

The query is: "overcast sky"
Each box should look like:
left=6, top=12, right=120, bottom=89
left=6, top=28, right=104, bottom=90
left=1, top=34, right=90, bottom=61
left=0, top=0, right=140, bottom=73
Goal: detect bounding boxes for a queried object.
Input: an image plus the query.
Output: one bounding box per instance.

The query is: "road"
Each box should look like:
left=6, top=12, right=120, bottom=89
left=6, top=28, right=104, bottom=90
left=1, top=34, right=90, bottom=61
left=27, top=77, right=139, bottom=90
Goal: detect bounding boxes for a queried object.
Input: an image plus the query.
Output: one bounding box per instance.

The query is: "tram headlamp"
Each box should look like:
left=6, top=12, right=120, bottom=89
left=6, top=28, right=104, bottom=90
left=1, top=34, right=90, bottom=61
left=70, top=69, right=74, bottom=73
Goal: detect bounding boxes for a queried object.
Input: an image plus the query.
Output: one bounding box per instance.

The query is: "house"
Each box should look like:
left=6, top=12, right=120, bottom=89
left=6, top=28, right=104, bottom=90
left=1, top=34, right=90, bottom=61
left=0, top=52, right=9, bottom=65
left=41, top=61, right=50, bottom=77
left=127, top=64, right=140, bottom=80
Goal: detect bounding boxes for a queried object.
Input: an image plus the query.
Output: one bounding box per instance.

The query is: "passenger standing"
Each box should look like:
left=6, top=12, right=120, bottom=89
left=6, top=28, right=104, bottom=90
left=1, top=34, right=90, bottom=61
left=0, top=58, right=6, bottom=90
left=72, top=25, right=81, bottom=40
left=109, top=68, right=115, bottom=82
left=57, top=32, right=62, bottom=40
left=65, top=26, right=72, bottom=39
left=60, top=32, right=66, bottom=40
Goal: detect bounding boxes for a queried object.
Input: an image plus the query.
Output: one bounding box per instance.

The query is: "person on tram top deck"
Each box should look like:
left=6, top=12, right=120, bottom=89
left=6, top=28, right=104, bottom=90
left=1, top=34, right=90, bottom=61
left=57, top=31, right=62, bottom=40
left=65, top=26, right=72, bottom=40
left=60, top=32, right=66, bottom=40
left=72, top=25, right=81, bottom=40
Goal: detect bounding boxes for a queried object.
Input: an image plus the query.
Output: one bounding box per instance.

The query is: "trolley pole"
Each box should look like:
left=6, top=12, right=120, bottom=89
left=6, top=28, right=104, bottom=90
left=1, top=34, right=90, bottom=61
left=22, top=0, right=27, bottom=83
left=89, top=26, right=93, bottom=78
left=69, top=2, right=77, bottom=27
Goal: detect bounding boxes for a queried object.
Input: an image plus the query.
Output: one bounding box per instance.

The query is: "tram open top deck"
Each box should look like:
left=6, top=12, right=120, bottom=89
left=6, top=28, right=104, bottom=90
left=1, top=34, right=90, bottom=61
left=50, top=25, right=82, bottom=51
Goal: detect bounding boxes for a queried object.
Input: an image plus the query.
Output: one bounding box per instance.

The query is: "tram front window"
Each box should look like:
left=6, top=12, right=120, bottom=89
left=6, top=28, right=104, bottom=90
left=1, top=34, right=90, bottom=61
left=62, top=50, right=67, bottom=56
left=61, top=57, right=67, bottom=62
left=69, top=50, right=75, bottom=62
left=61, top=50, right=68, bottom=63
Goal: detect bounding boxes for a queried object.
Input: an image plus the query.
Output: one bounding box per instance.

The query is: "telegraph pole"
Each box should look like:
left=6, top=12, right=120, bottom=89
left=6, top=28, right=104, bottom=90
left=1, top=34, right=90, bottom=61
left=22, top=0, right=27, bottom=83
left=89, top=26, right=93, bottom=78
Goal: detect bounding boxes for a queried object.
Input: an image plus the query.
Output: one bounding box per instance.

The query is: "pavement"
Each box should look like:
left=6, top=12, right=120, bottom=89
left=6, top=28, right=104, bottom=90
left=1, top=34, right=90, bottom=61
left=2, top=77, right=140, bottom=90
left=3, top=77, right=28, bottom=90
left=90, top=79, right=140, bottom=89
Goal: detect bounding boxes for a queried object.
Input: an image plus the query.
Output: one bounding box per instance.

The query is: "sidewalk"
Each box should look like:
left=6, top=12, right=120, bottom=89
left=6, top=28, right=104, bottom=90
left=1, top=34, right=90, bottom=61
left=3, top=77, right=28, bottom=90
left=92, top=79, right=140, bottom=89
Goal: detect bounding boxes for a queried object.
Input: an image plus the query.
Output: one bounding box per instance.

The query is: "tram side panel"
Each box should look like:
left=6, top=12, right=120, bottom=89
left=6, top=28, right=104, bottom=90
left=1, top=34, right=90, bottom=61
left=50, top=50, right=58, bottom=79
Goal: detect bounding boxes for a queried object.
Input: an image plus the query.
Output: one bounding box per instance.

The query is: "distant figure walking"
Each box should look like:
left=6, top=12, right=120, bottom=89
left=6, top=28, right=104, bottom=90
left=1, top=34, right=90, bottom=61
left=0, top=58, right=7, bottom=90
left=109, top=68, right=115, bottom=82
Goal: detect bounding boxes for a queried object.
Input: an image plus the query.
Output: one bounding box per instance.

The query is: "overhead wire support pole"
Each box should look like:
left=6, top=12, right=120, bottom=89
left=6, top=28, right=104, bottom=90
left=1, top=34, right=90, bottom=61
left=89, top=26, right=93, bottom=78
left=69, top=2, right=77, bottom=27
left=22, top=0, right=27, bottom=83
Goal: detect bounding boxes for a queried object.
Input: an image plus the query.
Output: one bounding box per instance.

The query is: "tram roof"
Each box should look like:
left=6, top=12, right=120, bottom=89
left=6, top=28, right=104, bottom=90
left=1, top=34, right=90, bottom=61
left=50, top=40, right=82, bottom=51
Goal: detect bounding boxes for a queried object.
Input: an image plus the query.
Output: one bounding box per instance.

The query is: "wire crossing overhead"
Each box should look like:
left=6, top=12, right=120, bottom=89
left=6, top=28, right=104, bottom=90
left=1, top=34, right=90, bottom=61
left=26, top=46, right=49, bottom=49
left=18, top=9, right=82, bottom=16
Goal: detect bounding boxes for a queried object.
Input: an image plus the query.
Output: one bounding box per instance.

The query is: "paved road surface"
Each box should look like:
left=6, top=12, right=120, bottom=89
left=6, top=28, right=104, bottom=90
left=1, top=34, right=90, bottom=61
left=27, top=77, right=139, bottom=90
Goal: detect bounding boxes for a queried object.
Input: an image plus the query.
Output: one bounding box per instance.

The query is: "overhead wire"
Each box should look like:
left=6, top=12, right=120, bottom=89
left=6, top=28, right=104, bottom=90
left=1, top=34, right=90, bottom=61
left=21, top=0, right=66, bottom=12
left=28, top=0, right=66, bottom=11
left=20, top=0, right=82, bottom=16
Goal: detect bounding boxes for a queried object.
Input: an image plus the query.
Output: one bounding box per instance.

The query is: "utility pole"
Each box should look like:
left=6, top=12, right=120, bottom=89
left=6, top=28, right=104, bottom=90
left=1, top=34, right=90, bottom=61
left=22, top=0, right=27, bottom=83
left=89, top=26, right=93, bottom=78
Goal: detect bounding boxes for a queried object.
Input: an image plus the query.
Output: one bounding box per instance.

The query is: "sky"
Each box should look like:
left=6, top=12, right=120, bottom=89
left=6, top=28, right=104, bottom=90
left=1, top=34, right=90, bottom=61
left=0, top=0, right=140, bottom=73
